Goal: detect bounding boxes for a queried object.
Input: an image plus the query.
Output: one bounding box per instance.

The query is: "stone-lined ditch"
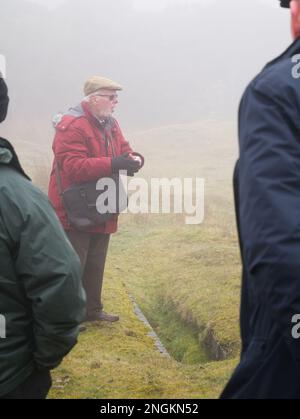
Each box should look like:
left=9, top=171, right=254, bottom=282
left=124, top=285, right=228, bottom=365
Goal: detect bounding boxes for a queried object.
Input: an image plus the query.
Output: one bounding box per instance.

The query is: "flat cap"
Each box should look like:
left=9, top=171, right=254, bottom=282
left=280, top=0, right=291, bottom=7
left=84, top=75, right=123, bottom=96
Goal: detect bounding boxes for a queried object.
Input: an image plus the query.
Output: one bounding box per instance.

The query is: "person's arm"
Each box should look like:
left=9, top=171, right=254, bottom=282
left=239, top=79, right=300, bottom=360
left=1, top=177, right=86, bottom=370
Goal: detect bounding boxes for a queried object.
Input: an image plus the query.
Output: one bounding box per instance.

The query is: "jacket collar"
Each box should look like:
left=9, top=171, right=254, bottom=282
left=0, top=138, right=30, bottom=180
left=264, top=36, right=300, bottom=69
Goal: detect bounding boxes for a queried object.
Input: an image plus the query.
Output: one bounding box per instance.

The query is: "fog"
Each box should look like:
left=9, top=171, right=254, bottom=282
left=0, top=0, right=291, bottom=143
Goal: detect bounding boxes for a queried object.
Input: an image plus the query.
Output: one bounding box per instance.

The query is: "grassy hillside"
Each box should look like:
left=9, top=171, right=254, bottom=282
left=49, top=257, right=236, bottom=399
left=111, top=212, right=241, bottom=362
left=21, top=119, right=241, bottom=399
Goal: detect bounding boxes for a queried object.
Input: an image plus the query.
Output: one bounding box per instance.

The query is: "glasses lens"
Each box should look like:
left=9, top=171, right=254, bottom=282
left=95, top=94, right=117, bottom=101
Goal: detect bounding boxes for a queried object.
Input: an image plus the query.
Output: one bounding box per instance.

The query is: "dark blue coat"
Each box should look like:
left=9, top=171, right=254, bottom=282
left=221, top=37, right=300, bottom=399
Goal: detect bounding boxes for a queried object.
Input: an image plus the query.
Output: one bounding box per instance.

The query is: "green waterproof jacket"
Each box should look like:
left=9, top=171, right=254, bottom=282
left=0, top=137, right=86, bottom=397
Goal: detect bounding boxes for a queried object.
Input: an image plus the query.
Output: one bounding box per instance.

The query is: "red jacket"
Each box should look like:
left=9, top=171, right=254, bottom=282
left=48, top=101, right=134, bottom=234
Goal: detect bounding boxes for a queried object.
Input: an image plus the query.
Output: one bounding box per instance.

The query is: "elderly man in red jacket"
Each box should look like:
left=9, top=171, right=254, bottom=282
left=49, top=76, right=144, bottom=323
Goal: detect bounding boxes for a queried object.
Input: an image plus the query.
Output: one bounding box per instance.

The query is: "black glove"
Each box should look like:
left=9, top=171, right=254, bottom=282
left=0, top=77, right=9, bottom=123
left=131, top=152, right=145, bottom=169
left=111, top=153, right=141, bottom=175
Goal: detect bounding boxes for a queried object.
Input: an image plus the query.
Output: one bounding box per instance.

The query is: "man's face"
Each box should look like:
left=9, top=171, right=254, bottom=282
left=89, top=89, right=119, bottom=118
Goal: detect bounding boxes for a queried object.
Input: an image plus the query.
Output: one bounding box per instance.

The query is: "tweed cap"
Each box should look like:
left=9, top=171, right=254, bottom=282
left=84, top=76, right=122, bottom=96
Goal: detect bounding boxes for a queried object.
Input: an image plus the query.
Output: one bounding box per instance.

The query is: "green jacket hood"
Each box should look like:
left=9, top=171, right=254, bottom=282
left=0, top=137, right=30, bottom=180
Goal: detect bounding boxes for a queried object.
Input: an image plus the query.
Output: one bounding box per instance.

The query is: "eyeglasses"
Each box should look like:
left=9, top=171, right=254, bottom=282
left=94, top=94, right=118, bottom=102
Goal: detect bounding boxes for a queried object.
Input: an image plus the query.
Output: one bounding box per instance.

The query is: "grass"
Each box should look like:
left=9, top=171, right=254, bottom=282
left=49, top=260, right=237, bottom=399
left=23, top=119, right=241, bottom=399
left=48, top=207, right=241, bottom=399
left=110, top=209, right=241, bottom=360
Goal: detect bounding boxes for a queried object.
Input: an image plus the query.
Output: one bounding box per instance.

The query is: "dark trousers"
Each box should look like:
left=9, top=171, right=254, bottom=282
left=66, top=230, right=110, bottom=318
left=1, top=369, right=52, bottom=399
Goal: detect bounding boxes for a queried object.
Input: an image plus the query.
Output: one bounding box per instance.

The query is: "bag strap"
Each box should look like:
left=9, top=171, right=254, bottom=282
left=107, top=118, right=118, bottom=158
left=99, top=118, right=117, bottom=158
left=105, top=130, right=117, bottom=158
left=55, top=160, right=64, bottom=198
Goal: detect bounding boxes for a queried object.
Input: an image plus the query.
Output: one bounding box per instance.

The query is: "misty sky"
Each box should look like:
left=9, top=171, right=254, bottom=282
left=0, top=0, right=293, bottom=142
left=27, top=0, right=283, bottom=11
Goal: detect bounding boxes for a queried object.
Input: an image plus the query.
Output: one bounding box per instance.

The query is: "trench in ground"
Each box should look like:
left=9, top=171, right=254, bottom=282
left=126, top=287, right=227, bottom=365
